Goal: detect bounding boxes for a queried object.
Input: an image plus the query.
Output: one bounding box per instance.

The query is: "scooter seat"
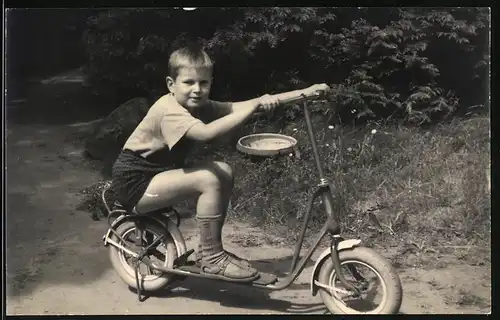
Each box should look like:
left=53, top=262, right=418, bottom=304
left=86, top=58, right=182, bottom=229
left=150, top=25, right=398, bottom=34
left=131, top=205, right=177, bottom=216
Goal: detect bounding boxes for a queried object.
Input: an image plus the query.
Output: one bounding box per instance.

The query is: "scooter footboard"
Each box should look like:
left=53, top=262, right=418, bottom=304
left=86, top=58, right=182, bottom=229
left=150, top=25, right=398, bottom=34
left=310, top=239, right=362, bottom=296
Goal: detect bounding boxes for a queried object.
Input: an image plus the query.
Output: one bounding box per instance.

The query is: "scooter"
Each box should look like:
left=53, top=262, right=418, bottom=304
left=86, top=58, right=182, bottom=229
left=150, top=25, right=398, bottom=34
left=101, top=94, right=403, bottom=314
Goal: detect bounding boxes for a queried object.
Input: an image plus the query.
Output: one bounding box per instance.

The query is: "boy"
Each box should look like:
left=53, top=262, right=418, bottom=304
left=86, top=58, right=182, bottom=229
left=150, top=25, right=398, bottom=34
left=112, top=44, right=329, bottom=282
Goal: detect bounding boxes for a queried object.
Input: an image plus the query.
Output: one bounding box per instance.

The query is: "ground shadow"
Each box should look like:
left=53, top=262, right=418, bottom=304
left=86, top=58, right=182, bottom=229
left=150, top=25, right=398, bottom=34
left=6, top=73, right=122, bottom=300
left=248, top=255, right=316, bottom=285
left=6, top=202, right=113, bottom=298
left=129, top=283, right=319, bottom=314
left=132, top=255, right=325, bottom=314
left=7, top=80, right=112, bottom=126
left=6, top=131, right=115, bottom=299
left=164, top=278, right=328, bottom=314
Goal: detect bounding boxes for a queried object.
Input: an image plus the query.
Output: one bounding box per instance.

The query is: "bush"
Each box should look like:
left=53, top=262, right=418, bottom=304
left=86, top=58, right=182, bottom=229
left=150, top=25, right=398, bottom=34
left=82, top=8, right=242, bottom=103
left=82, top=7, right=489, bottom=124
left=324, top=8, right=490, bottom=124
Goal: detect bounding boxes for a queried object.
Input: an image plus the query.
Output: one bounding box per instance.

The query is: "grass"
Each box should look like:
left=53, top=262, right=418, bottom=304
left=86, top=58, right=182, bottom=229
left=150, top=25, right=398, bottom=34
left=215, top=113, right=491, bottom=261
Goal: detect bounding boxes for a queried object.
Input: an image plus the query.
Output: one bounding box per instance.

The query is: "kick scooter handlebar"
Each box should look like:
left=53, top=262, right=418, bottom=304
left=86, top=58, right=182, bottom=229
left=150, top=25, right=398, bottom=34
left=256, top=88, right=330, bottom=112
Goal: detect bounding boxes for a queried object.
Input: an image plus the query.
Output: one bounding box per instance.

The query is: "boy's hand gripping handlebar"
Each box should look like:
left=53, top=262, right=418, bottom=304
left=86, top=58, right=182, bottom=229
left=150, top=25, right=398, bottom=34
left=256, top=84, right=331, bottom=112
left=280, top=90, right=328, bottom=105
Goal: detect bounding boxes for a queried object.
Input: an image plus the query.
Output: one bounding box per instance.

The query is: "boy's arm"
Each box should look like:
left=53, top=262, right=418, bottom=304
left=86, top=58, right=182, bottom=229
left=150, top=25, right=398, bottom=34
left=187, top=83, right=329, bottom=142
left=186, top=98, right=261, bottom=142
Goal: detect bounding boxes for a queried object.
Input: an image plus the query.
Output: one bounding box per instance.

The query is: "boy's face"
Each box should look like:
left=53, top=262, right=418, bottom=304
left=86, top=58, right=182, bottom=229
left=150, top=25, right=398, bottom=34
left=167, top=67, right=212, bottom=108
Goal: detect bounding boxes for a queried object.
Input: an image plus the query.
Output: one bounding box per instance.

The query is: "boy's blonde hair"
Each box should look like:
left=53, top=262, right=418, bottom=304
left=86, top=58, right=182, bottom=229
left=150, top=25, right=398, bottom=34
left=168, top=44, right=213, bottom=79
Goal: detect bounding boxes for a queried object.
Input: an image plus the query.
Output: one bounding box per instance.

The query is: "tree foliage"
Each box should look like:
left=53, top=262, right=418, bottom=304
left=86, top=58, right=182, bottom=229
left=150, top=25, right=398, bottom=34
left=82, top=7, right=489, bottom=124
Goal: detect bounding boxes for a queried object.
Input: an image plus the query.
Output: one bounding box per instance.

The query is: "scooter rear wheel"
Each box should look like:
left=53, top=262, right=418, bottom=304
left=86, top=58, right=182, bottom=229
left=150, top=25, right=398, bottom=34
left=108, top=220, right=178, bottom=292
left=318, top=246, right=402, bottom=314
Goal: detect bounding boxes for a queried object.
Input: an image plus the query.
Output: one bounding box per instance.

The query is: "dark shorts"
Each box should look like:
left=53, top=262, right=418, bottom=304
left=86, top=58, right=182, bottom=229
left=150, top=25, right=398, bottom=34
left=111, top=150, right=175, bottom=211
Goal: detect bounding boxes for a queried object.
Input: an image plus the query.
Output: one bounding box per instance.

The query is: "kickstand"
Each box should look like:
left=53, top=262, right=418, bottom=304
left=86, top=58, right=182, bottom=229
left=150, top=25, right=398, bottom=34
left=134, top=260, right=146, bottom=302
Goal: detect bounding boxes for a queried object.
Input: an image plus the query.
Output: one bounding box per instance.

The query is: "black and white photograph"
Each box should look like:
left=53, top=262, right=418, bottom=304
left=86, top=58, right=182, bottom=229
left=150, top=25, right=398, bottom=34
left=5, top=7, right=491, bottom=315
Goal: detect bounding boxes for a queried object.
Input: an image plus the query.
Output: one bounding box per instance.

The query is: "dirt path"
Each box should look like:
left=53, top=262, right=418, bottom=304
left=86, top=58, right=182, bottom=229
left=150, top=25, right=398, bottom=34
left=6, top=111, right=491, bottom=315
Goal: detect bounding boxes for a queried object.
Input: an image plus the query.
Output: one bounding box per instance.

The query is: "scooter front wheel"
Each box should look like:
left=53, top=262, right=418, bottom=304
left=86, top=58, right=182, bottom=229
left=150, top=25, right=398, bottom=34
left=318, top=246, right=403, bottom=314
left=108, top=220, right=178, bottom=292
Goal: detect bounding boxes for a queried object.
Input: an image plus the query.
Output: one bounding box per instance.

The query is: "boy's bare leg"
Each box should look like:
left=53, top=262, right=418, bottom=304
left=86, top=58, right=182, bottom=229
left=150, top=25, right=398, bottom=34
left=135, top=161, right=258, bottom=280
left=135, top=161, right=231, bottom=215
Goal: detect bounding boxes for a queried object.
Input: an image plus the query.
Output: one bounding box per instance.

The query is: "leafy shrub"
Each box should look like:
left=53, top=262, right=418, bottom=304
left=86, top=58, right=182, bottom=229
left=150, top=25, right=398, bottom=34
left=312, top=8, right=489, bottom=124
left=82, top=8, right=237, bottom=103
left=82, top=7, right=489, bottom=123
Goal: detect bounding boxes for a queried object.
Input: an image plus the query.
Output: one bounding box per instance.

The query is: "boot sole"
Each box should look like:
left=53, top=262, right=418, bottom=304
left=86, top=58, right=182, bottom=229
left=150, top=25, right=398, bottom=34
left=199, top=270, right=260, bottom=283
left=195, top=259, right=254, bottom=271
left=197, top=260, right=260, bottom=283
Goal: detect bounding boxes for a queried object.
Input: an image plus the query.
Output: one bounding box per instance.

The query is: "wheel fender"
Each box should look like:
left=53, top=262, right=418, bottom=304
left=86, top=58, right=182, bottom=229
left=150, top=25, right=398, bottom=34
left=102, top=214, right=130, bottom=246
left=154, top=214, right=187, bottom=258
left=102, top=214, right=187, bottom=258
left=310, top=239, right=362, bottom=296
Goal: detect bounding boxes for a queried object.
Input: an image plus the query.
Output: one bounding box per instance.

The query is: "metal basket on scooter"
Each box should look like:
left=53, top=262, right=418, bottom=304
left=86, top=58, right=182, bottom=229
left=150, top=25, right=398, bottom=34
left=236, top=133, right=297, bottom=157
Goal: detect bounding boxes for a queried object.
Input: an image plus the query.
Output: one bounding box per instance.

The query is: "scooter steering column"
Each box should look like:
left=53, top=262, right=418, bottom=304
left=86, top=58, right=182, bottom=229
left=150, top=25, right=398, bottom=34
left=302, top=97, right=340, bottom=234
left=302, top=96, right=360, bottom=296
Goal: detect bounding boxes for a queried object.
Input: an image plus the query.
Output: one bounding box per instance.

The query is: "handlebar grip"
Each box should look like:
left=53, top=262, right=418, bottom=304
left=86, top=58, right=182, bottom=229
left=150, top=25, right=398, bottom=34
left=256, top=90, right=329, bottom=113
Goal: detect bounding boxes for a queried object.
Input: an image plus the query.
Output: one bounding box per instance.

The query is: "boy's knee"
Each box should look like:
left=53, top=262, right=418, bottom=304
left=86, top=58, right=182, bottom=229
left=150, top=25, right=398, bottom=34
left=200, top=161, right=234, bottom=190
left=212, top=161, right=234, bottom=181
